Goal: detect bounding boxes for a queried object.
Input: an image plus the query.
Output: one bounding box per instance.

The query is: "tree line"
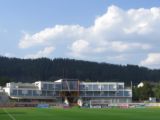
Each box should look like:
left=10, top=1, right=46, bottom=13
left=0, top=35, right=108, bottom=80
left=133, top=82, right=160, bottom=101
left=0, top=56, right=160, bottom=86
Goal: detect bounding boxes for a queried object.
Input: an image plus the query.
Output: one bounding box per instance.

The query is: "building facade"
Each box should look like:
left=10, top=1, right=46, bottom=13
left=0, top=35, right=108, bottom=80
left=0, top=86, right=9, bottom=103
left=3, top=79, right=132, bottom=104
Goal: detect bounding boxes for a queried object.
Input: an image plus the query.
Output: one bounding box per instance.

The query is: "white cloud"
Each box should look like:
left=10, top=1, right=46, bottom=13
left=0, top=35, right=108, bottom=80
left=108, top=41, right=151, bottom=52
left=24, top=46, right=55, bottom=59
left=19, top=5, right=160, bottom=68
left=69, top=39, right=90, bottom=57
left=19, top=25, right=85, bottom=48
left=140, top=53, right=160, bottom=68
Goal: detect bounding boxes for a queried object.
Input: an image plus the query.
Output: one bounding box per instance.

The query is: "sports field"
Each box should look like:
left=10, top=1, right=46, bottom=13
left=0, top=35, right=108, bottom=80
left=0, top=108, right=160, bottom=120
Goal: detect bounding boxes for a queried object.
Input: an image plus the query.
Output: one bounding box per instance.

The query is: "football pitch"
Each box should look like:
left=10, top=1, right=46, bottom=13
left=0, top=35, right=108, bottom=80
left=0, top=108, right=160, bottom=120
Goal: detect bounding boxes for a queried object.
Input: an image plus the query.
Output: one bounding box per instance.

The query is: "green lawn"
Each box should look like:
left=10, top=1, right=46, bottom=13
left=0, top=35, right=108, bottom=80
left=0, top=107, right=160, bottom=120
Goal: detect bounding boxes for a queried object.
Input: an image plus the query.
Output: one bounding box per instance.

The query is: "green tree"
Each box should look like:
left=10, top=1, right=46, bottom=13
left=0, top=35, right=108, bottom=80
left=0, top=76, right=11, bottom=86
left=132, top=86, right=140, bottom=101
left=138, top=82, right=153, bottom=100
left=153, top=84, right=160, bottom=98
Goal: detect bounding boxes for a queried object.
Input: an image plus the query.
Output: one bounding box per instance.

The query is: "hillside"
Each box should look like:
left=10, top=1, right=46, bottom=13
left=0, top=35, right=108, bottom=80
left=0, top=56, right=160, bottom=85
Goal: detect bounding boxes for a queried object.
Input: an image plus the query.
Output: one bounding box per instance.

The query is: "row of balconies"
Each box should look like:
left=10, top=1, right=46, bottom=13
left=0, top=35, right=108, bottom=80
left=10, top=89, right=60, bottom=97
left=79, top=91, right=132, bottom=97
left=10, top=89, right=132, bottom=98
left=41, top=83, right=126, bottom=91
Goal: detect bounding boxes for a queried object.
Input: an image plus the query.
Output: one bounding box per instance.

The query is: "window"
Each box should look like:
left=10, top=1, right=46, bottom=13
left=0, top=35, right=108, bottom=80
left=101, top=85, right=108, bottom=91
left=86, top=91, right=93, bottom=96
left=116, top=91, right=123, bottom=96
left=41, top=91, right=46, bottom=96
left=80, top=91, right=85, bottom=96
left=22, top=90, right=27, bottom=94
left=94, top=91, right=101, bottom=96
left=80, top=84, right=85, bottom=90
left=43, top=84, right=47, bottom=89
left=26, top=90, right=32, bottom=96
left=33, top=90, right=39, bottom=96
left=85, top=85, right=92, bottom=91
left=62, top=81, right=79, bottom=91
left=100, top=91, right=108, bottom=96
left=55, top=84, right=61, bottom=91
left=109, top=91, right=116, bottom=96
left=47, top=91, right=53, bottom=96
left=109, top=84, right=116, bottom=91
left=117, top=85, right=124, bottom=89
left=93, top=85, right=100, bottom=91
left=48, top=84, right=53, bottom=90
left=124, top=91, right=131, bottom=97
left=54, top=91, right=60, bottom=96
left=18, top=90, right=23, bottom=96
left=12, top=90, right=17, bottom=96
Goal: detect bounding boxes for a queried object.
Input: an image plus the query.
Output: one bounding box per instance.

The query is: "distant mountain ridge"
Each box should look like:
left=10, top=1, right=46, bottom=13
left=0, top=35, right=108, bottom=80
left=0, top=56, right=160, bottom=85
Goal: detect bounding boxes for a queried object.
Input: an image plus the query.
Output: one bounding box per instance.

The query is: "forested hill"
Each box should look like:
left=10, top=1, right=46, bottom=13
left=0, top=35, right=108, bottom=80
left=0, top=56, right=160, bottom=85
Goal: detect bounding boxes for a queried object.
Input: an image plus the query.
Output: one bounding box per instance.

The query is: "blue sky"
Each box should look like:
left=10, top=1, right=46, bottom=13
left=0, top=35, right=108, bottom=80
left=1, top=0, right=160, bottom=68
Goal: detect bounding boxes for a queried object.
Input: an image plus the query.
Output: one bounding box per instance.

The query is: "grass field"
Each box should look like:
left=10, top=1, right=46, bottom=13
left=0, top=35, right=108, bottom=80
left=0, top=108, right=160, bottom=120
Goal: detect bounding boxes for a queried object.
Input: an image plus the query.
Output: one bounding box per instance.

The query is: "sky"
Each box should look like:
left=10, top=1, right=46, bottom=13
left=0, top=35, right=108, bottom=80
left=1, top=0, right=160, bottom=69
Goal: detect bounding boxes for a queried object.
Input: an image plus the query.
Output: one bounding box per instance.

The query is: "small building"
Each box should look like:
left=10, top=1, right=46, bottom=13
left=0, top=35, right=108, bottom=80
left=137, top=82, right=144, bottom=88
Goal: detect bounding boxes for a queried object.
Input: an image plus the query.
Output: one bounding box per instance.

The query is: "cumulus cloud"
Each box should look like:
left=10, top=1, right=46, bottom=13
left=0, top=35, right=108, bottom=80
left=69, top=39, right=90, bottom=57
left=19, top=5, right=160, bottom=68
left=24, top=46, right=55, bottom=59
left=19, top=25, right=85, bottom=48
left=140, top=53, right=160, bottom=69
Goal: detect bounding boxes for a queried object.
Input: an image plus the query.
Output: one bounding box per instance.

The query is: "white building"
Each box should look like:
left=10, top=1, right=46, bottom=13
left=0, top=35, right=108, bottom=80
left=3, top=79, right=132, bottom=104
left=3, top=82, right=60, bottom=100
